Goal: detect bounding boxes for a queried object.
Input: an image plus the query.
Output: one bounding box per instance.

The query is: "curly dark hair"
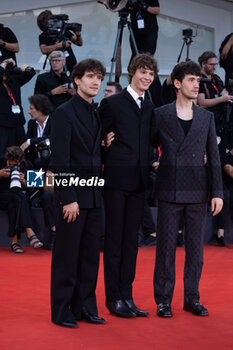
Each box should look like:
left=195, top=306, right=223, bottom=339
left=5, top=146, right=24, bottom=164
left=128, top=53, right=158, bottom=83
left=71, top=59, right=106, bottom=89
left=37, top=10, right=52, bottom=31
left=28, top=94, right=53, bottom=116
left=171, top=61, right=201, bottom=84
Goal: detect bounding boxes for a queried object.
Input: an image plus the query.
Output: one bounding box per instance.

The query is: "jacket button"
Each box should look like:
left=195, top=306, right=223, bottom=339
left=192, top=154, right=195, bottom=157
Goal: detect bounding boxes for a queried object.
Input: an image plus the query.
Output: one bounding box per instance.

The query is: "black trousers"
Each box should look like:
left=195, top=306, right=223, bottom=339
left=103, top=187, right=145, bottom=301
left=51, top=206, right=101, bottom=324
left=154, top=201, right=207, bottom=305
left=40, top=191, right=56, bottom=229
left=0, top=191, right=33, bottom=238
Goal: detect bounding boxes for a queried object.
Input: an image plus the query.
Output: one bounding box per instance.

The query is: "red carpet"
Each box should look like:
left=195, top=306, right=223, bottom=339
left=1, top=245, right=233, bottom=350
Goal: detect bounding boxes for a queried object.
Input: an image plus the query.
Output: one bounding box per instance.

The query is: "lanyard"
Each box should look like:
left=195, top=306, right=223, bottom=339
left=211, top=76, right=219, bottom=95
left=4, top=81, right=17, bottom=105
left=8, top=90, right=16, bottom=105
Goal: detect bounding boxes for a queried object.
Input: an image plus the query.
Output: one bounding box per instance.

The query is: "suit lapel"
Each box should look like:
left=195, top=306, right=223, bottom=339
left=71, top=94, right=95, bottom=137
left=178, top=103, right=201, bottom=152
left=43, top=115, right=51, bottom=136
left=71, top=94, right=101, bottom=152
left=124, top=89, right=141, bottom=113
left=163, top=102, right=185, bottom=144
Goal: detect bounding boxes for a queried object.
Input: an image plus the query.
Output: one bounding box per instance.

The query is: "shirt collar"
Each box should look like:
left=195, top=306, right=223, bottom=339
left=36, top=115, right=49, bottom=130
left=127, top=85, right=145, bottom=102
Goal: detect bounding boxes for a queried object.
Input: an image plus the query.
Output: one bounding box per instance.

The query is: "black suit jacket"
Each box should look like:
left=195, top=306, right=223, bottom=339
left=99, top=89, right=154, bottom=191
left=50, top=93, right=102, bottom=208
left=150, top=102, right=223, bottom=203
left=26, top=116, right=52, bottom=145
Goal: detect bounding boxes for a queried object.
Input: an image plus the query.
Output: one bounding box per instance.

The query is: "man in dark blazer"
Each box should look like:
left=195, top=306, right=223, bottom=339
left=21, top=94, right=56, bottom=249
left=151, top=61, right=223, bottom=318
left=49, top=59, right=107, bottom=328
left=21, top=94, right=53, bottom=162
left=100, top=53, right=158, bottom=318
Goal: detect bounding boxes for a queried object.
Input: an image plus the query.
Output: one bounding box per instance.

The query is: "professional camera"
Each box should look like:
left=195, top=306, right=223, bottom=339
left=0, top=23, right=4, bottom=33
left=182, top=28, right=193, bottom=39
left=99, top=0, right=146, bottom=13
left=7, top=164, right=22, bottom=190
left=37, top=139, right=51, bottom=160
left=45, top=14, right=82, bottom=43
left=5, top=62, right=34, bottom=75
left=60, top=71, right=74, bottom=89
left=200, top=77, right=212, bottom=83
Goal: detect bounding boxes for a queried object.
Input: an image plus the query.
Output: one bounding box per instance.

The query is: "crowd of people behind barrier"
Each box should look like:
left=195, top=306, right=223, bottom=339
left=0, top=8, right=233, bottom=254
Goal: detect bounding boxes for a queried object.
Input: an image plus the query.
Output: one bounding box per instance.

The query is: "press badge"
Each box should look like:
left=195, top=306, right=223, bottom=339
left=12, top=105, right=21, bottom=114
left=137, top=19, right=145, bottom=29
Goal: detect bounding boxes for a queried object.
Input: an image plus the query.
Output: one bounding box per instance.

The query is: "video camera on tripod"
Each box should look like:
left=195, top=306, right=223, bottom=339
left=44, top=14, right=82, bottom=49
left=99, top=0, right=146, bottom=12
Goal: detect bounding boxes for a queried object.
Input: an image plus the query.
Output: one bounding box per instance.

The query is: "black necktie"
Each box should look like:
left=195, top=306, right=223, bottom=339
left=139, top=97, right=144, bottom=110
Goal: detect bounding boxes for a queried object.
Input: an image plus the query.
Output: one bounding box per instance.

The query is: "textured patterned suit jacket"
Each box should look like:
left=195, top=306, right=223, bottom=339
left=151, top=102, right=223, bottom=203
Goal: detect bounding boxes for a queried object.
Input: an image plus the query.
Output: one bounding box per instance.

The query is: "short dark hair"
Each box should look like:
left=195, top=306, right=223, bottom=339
left=37, top=10, right=52, bottom=31
left=5, top=146, right=24, bottom=163
left=128, top=53, right=158, bottom=83
left=106, top=81, right=122, bottom=94
left=28, top=94, right=53, bottom=115
left=198, top=51, right=217, bottom=66
left=71, top=59, right=106, bottom=89
left=171, top=61, right=201, bottom=84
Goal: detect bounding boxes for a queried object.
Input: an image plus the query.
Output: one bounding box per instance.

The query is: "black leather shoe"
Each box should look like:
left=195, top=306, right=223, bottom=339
left=215, top=234, right=225, bottom=247
left=54, top=320, right=78, bottom=328
left=183, top=302, right=208, bottom=316
left=82, top=308, right=105, bottom=324
left=157, top=303, right=172, bottom=318
left=106, top=299, right=136, bottom=318
left=124, top=299, right=149, bottom=317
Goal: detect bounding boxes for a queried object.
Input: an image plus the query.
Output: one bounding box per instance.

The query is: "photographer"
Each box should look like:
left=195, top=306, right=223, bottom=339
left=129, top=0, right=160, bottom=60
left=219, top=33, right=233, bottom=93
left=34, top=51, right=75, bottom=110
left=0, top=58, right=35, bottom=157
left=21, top=94, right=53, bottom=167
left=21, top=94, right=56, bottom=250
left=197, top=51, right=233, bottom=144
left=37, top=10, right=83, bottom=74
left=0, top=146, right=43, bottom=253
left=0, top=24, right=19, bottom=63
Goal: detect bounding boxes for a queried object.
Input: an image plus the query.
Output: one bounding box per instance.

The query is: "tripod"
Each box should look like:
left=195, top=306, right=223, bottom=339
left=109, top=9, right=152, bottom=101
left=109, top=9, right=138, bottom=81
left=177, top=36, right=193, bottom=63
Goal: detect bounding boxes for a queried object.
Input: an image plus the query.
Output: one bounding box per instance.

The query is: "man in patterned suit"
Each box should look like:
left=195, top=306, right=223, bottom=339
left=151, top=61, right=223, bottom=318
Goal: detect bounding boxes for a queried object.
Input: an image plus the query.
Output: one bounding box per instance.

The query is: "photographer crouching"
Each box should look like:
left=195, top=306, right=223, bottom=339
left=21, top=94, right=56, bottom=250
left=0, top=146, right=43, bottom=253
left=37, top=10, right=83, bottom=74
left=0, top=58, right=35, bottom=157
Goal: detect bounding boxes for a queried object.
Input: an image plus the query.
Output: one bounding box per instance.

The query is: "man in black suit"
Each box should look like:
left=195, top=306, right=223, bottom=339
left=100, top=53, right=158, bottom=318
left=151, top=61, right=223, bottom=318
left=50, top=59, right=107, bottom=328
